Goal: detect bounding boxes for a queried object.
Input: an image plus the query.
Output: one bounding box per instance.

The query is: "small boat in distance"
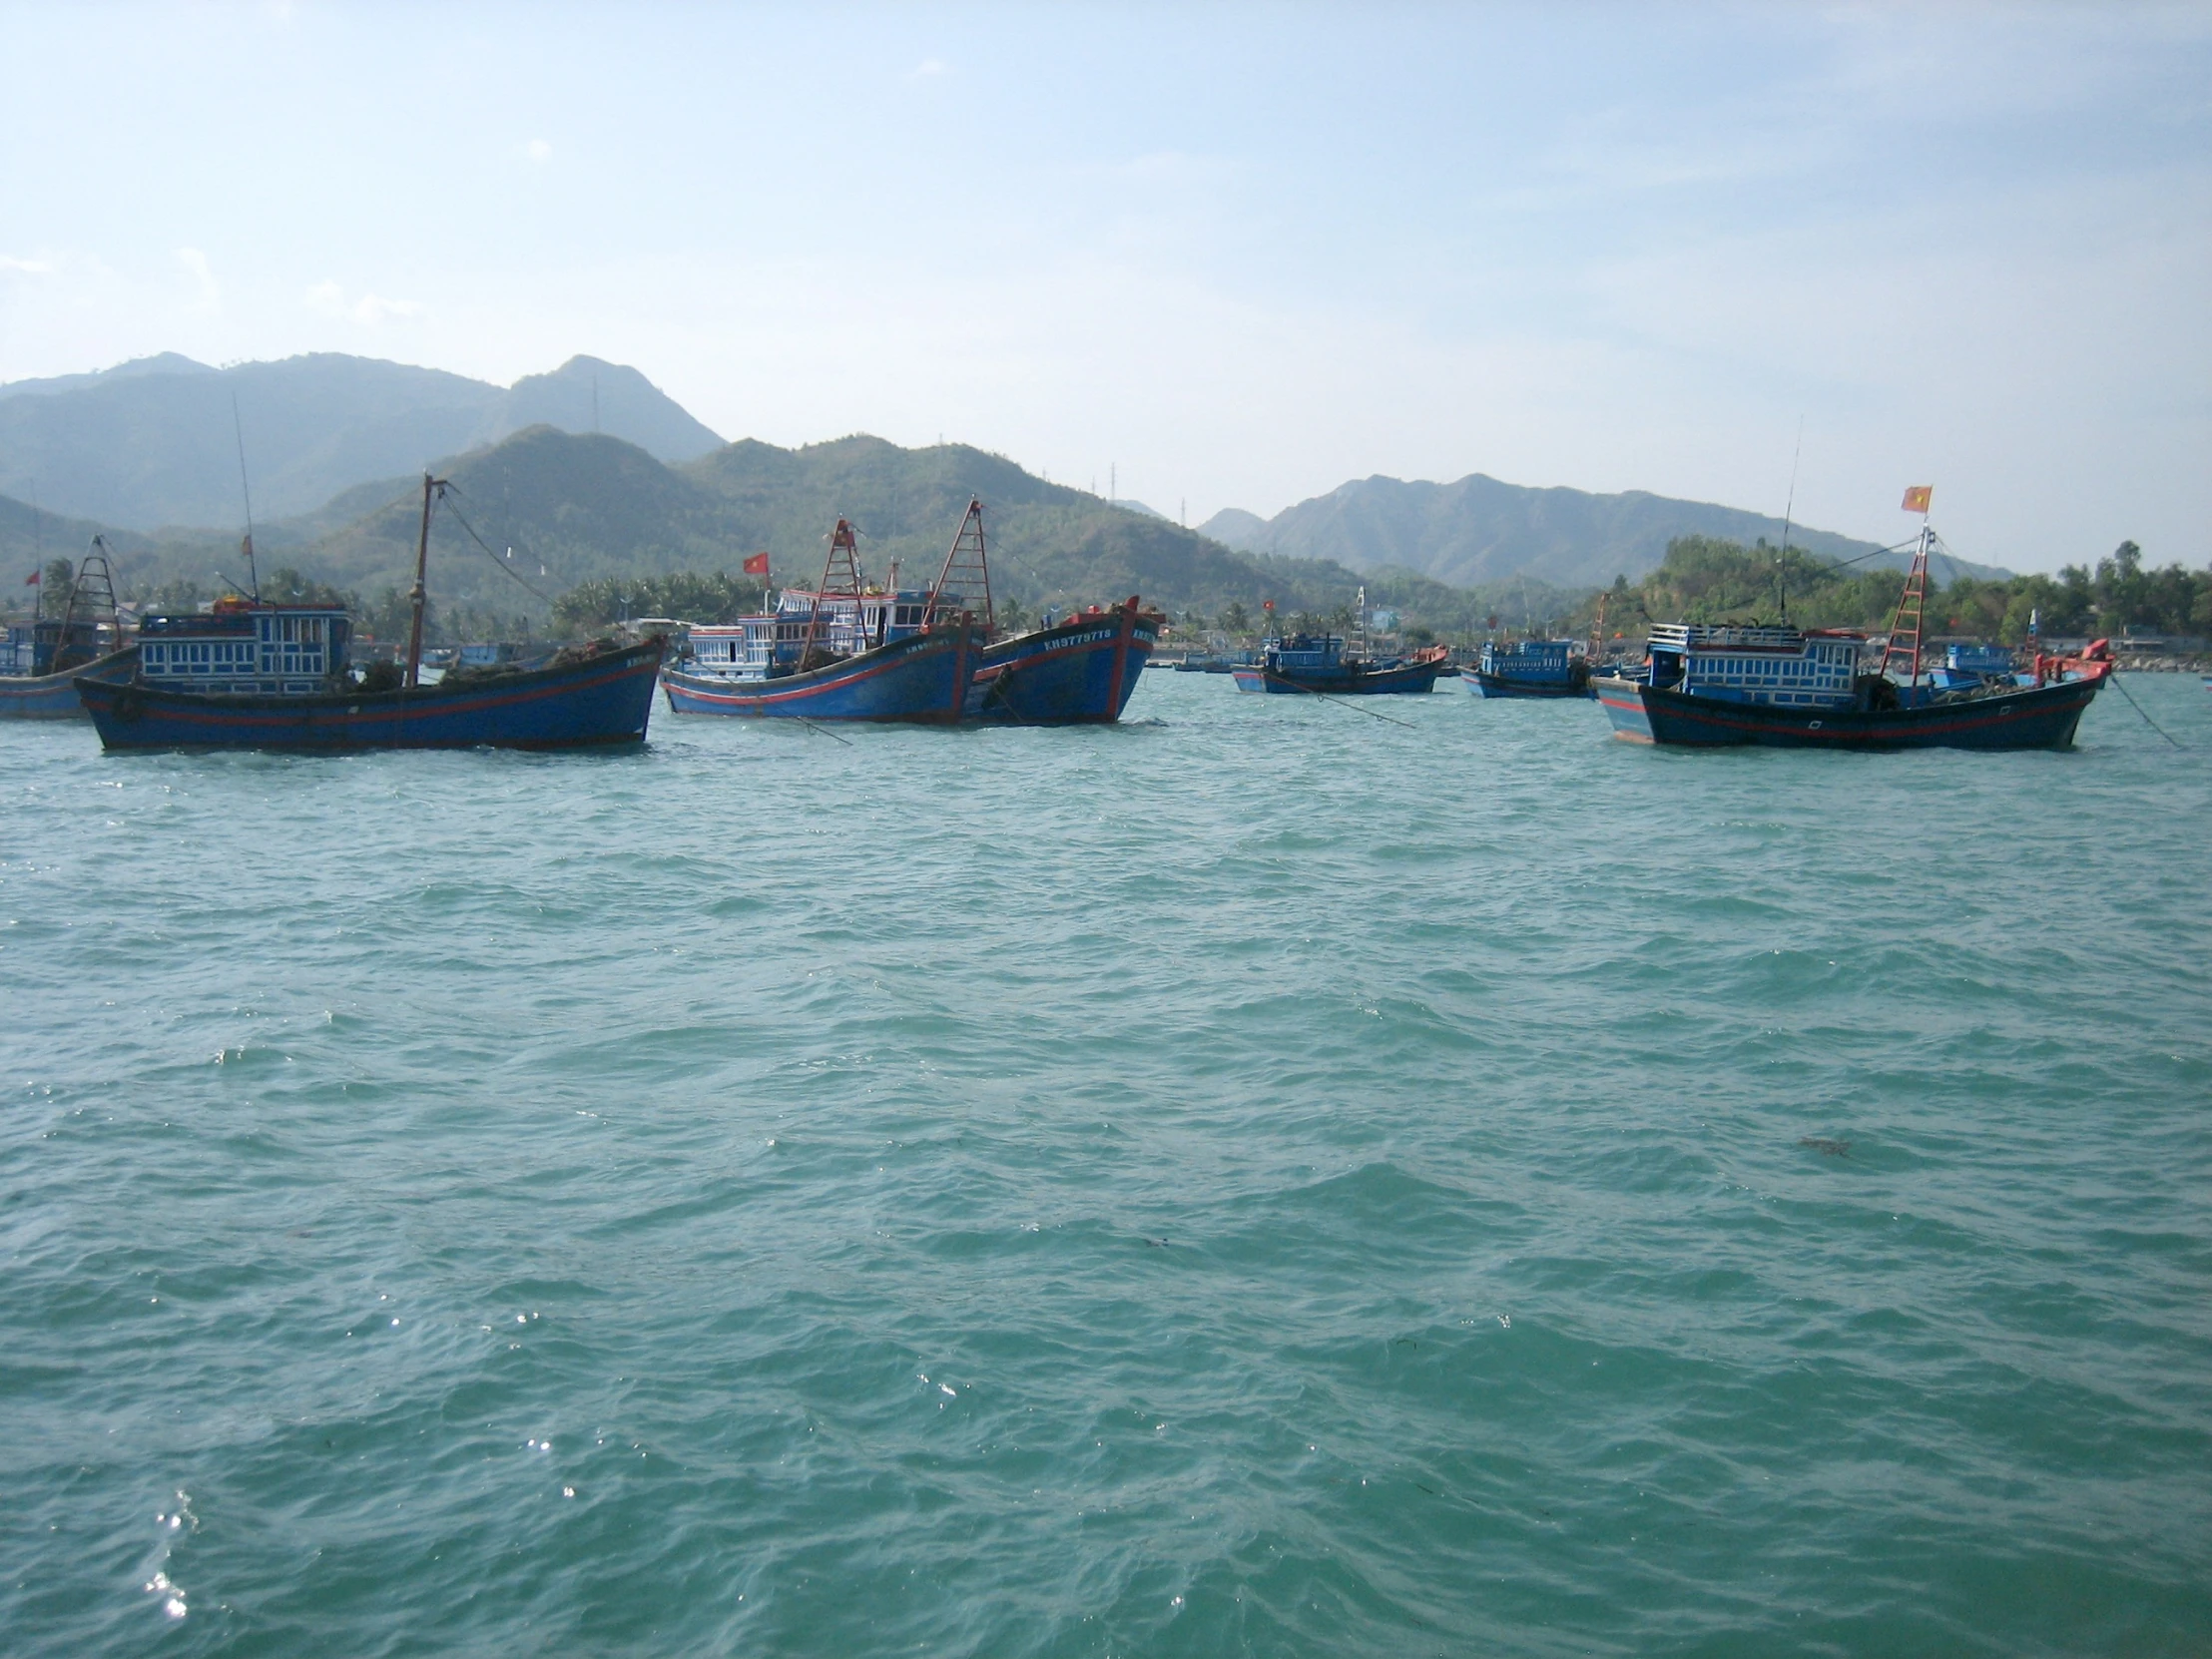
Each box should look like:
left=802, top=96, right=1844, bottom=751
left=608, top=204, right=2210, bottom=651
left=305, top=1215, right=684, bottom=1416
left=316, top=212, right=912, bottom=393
left=661, top=518, right=980, bottom=723
left=1232, top=632, right=1449, bottom=696
left=1465, top=638, right=1591, bottom=699
left=1, top=542, right=134, bottom=720
left=76, top=474, right=661, bottom=751
left=1592, top=514, right=2108, bottom=750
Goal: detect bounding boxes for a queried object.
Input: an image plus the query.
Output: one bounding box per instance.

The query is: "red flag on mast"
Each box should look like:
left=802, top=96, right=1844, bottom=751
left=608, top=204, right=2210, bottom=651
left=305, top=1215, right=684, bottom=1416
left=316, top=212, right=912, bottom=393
left=742, top=552, right=771, bottom=577
left=1901, top=485, right=1933, bottom=513
left=23, top=569, right=38, bottom=585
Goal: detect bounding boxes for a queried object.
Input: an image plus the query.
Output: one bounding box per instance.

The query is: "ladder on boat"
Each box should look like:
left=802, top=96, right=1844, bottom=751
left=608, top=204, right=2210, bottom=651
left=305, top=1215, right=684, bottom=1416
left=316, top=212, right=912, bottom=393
left=928, top=497, right=994, bottom=636
left=53, top=538, right=123, bottom=671
left=1879, top=527, right=1932, bottom=686
left=799, top=518, right=868, bottom=670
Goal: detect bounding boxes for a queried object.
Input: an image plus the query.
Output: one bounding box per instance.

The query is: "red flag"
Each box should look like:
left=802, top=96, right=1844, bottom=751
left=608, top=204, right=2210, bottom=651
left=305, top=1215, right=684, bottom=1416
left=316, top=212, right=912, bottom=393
left=1263, top=598, right=1274, bottom=611
left=742, top=552, right=771, bottom=577
left=23, top=569, right=38, bottom=586
left=1902, top=485, right=1933, bottom=514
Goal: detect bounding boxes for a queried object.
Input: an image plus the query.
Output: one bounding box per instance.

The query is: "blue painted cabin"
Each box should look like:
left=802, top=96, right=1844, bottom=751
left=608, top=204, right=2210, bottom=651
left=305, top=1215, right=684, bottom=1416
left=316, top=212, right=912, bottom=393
left=1467, top=638, right=1590, bottom=699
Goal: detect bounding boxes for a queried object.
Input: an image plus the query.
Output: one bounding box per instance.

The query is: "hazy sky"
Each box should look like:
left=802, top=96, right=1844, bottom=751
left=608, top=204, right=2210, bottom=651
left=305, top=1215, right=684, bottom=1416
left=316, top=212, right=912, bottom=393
left=2, top=3, right=2206, bottom=572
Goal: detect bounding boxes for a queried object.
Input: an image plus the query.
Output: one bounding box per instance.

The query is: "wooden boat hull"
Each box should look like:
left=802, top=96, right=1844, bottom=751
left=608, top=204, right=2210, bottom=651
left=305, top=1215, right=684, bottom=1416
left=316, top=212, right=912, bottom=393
left=662, top=625, right=977, bottom=723
left=1232, top=658, right=1445, bottom=696
left=0, top=647, right=139, bottom=720
left=1466, top=668, right=1589, bottom=699
left=1592, top=674, right=2103, bottom=750
left=76, top=640, right=662, bottom=751
left=969, top=601, right=1158, bottom=724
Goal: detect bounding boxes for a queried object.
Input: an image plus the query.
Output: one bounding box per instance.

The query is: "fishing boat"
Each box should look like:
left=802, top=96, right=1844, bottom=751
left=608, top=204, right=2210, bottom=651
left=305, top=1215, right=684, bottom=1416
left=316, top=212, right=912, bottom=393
left=1, top=543, right=134, bottom=720
left=76, top=474, right=662, bottom=751
left=1926, top=642, right=2022, bottom=691
left=969, top=597, right=1161, bottom=722
left=1592, top=511, right=2108, bottom=750
left=661, top=518, right=980, bottom=723
left=931, top=498, right=1161, bottom=724
left=1464, top=638, right=1591, bottom=699
left=1231, top=632, right=1449, bottom=695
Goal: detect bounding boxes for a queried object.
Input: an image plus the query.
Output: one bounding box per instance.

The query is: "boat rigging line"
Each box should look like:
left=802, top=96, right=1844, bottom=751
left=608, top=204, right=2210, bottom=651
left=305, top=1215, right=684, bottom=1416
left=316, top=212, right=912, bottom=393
left=1257, top=668, right=1416, bottom=728
left=1776, top=415, right=1804, bottom=624
left=438, top=491, right=562, bottom=603
left=2106, top=672, right=2186, bottom=749
left=231, top=393, right=262, bottom=601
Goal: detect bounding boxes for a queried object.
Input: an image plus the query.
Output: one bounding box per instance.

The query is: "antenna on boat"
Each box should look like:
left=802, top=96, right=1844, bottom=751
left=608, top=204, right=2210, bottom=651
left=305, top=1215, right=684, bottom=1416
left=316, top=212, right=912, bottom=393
left=27, top=479, right=42, bottom=622
left=231, top=393, right=262, bottom=602
left=929, top=497, right=995, bottom=637
left=404, top=470, right=450, bottom=688
left=1776, top=415, right=1803, bottom=625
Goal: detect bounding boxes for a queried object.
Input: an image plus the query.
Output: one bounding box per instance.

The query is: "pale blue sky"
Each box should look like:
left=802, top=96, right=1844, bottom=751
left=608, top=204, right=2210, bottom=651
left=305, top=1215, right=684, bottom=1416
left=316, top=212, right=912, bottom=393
left=2, top=2, right=2206, bottom=571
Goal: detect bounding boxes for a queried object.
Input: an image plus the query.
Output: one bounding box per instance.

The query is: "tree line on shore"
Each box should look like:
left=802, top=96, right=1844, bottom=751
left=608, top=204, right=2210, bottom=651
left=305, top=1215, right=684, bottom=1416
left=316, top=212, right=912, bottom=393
left=28, top=532, right=2208, bottom=652
left=1571, top=535, right=2211, bottom=646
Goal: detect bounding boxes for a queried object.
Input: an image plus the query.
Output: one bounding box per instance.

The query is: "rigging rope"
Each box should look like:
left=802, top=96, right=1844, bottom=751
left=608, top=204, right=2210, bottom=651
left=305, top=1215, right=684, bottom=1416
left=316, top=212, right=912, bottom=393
left=437, top=494, right=561, bottom=604
left=2106, top=672, right=2187, bottom=749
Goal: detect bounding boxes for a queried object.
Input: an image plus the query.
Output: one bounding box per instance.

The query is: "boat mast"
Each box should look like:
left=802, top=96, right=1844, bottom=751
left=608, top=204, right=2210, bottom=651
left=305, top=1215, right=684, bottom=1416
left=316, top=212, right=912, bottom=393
left=929, top=497, right=994, bottom=636
left=1879, top=522, right=1933, bottom=689
left=800, top=518, right=866, bottom=669
left=404, top=471, right=448, bottom=689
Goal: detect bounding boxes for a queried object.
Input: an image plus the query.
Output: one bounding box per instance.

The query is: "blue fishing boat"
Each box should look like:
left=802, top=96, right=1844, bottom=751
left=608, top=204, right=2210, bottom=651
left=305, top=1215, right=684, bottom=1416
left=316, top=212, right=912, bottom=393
left=79, top=636, right=663, bottom=751
left=968, top=597, right=1160, bottom=722
left=1, top=543, right=132, bottom=720
left=1593, top=524, right=2107, bottom=750
left=661, top=518, right=980, bottom=723
left=1465, top=638, right=1591, bottom=699
left=917, top=498, right=1160, bottom=724
left=1231, top=632, right=1449, bottom=695
left=1927, top=642, right=2023, bottom=691
left=76, top=474, right=662, bottom=751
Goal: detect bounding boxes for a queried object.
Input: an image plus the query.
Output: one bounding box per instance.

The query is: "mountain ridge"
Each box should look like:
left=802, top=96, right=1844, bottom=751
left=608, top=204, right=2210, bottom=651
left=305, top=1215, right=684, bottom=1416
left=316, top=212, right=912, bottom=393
left=1204, top=471, right=2008, bottom=586
left=0, top=351, right=724, bottom=532
left=2, top=427, right=1575, bottom=639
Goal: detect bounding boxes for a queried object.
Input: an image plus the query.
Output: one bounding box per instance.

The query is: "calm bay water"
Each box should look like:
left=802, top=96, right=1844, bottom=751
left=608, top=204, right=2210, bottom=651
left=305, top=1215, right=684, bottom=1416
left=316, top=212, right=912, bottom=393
left=3, top=671, right=2209, bottom=1656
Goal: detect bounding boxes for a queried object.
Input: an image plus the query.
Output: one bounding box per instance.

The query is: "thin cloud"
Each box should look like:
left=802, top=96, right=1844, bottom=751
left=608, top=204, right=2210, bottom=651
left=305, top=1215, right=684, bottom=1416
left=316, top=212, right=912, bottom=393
left=523, top=138, right=553, bottom=164
left=0, top=255, right=57, bottom=276
left=907, top=58, right=948, bottom=81
left=177, top=248, right=219, bottom=308
left=305, top=279, right=424, bottom=324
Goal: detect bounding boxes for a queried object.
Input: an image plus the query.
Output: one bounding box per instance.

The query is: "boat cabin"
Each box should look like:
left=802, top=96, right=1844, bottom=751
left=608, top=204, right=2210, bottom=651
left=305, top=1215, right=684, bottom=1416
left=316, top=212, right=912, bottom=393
left=136, top=599, right=350, bottom=696
left=1267, top=633, right=1348, bottom=672
left=1643, top=624, right=1863, bottom=708
left=683, top=586, right=959, bottom=680
left=1479, top=638, right=1579, bottom=685
left=3, top=616, right=113, bottom=678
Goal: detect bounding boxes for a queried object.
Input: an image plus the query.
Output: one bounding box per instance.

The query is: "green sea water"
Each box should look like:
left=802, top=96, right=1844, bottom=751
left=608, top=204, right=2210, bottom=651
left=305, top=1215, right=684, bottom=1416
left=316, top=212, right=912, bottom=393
left=3, top=672, right=2209, bottom=1656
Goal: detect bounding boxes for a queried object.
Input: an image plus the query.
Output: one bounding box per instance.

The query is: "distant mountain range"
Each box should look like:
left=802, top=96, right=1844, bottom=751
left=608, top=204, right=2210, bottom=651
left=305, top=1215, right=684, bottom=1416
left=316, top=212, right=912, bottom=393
left=0, top=352, right=724, bottom=531
left=0, top=346, right=1998, bottom=635
left=3, top=422, right=1556, bottom=634
left=1203, top=474, right=2007, bottom=586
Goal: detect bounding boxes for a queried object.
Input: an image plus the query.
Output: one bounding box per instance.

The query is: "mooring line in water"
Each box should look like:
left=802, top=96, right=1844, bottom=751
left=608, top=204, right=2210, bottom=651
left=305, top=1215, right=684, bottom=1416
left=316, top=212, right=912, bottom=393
left=796, top=715, right=854, bottom=747
left=1261, top=671, right=1416, bottom=729
left=2108, top=674, right=2186, bottom=749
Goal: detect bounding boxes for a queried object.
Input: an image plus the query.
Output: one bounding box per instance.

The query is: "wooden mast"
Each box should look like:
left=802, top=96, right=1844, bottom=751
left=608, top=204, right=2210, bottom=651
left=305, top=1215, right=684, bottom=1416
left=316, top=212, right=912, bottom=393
left=404, top=471, right=447, bottom=689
